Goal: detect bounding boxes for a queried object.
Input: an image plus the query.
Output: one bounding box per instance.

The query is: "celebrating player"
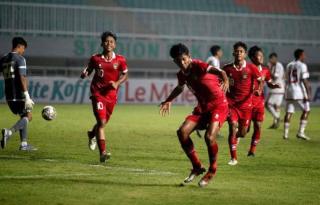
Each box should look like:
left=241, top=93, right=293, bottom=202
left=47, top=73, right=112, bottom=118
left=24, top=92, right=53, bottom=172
left=266, top=53, right=285, bottom=129
left=247, top=46, right=280, bottom=157
left=223, top=42, right=262, bottom=165
left=0, top=37, right=36, bottom=151
left=160, top=43, right=229, bottom=187
left=283, top=49, right=311, bottom=140
left=80, top=31, right=128, bottom=162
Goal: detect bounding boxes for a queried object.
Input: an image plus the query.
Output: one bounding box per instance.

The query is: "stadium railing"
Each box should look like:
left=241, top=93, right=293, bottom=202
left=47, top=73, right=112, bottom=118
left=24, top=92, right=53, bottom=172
left=1, top=2, right=320, bottom=45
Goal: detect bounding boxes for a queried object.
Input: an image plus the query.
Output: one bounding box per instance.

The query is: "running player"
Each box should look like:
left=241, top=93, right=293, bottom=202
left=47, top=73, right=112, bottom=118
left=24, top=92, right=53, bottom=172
left=247, top=46, right=280, bottom=157
left=80, top=31, right=128, bottom=162
left=266, top=53, right=285, bottom=129
left=283, top=49, right=311, bottom=140
left=0, top=37, right=36, bottom=151
left=160, top=43, right=229, bottom=187
left=223, top=42, right=262, bottom=165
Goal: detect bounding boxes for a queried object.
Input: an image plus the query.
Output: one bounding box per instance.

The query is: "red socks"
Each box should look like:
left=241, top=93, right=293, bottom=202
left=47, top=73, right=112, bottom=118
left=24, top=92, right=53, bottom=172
left=97, top=139, right=106, bottom=155
left=207, top=143, right=218, bottom=174
left=250, top=126, right=261, bottom=154
left=229, top=134, right=237, bottom=160
left=179, top=137, right=202, bottom=169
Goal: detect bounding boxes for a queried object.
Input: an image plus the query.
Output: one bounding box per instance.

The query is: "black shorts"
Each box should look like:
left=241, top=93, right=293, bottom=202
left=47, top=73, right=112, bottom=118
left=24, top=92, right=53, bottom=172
left=7, top=101, right=30, bottom=116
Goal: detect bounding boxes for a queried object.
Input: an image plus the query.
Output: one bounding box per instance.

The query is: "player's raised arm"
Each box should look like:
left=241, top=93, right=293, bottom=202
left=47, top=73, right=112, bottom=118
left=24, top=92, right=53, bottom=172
left=159, top=85, right=184, bottom=116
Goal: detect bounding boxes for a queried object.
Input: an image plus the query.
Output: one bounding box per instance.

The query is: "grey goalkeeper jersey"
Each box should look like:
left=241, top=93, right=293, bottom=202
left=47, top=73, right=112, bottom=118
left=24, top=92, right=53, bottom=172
left=0, top=52, right=27, bottom=101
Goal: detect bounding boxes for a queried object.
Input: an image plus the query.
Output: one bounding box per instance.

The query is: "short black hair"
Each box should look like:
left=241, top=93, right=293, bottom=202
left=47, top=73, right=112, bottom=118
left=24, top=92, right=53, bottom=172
left=210, top=45, right=221, bottom=56
left=233, top=41, right=247, bottom=51
left=294, top=49, right=304, bottom=60
left=170, top=43, right=189, bottom=59
left=269, top=52, right=277, bottom=59
left=248, top=45, right=263, bottom=61
left=12, top=37, right=27, bottom=49
left=101, top=31, right=117, bottom=42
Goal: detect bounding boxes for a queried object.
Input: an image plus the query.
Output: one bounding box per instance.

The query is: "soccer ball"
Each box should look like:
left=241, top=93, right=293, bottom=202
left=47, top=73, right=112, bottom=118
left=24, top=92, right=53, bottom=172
left=42, top=106, right=57, bottom=121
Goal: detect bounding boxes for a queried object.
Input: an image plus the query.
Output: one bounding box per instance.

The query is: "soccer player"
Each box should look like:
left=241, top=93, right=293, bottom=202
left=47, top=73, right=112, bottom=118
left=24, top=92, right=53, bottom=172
left=283, top=49, right=311, bottom=140
left=266, top=53, right=285, bottom=129
left=160, top=43, right=229, bottom=187
left=223, top=42, right=262, bottom=165
left=0, top=37, right=36, bottom=151
left=80, top=31, right=128, bottom=162
left=206, top=45, right=223, bottom=69
left=247, top=46, right=280, bottom=157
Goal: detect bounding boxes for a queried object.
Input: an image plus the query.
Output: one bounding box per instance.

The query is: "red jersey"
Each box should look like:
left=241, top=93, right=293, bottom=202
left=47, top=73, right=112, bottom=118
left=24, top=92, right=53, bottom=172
left=88, top=52, right=128, bottom=97
left=223, top=61, right=261, bottom=108
left=252, top=65, right=271, bottom=107
left=177, top=59, right=227, bottom=113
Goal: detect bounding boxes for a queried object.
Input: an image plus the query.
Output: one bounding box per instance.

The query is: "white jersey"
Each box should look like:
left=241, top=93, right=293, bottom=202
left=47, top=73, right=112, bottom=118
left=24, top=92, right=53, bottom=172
left=206, top=56, right=220, bottom=69
left=268, top=62, right=285, bottom=94
left=285, top=60, right=309, bottom=100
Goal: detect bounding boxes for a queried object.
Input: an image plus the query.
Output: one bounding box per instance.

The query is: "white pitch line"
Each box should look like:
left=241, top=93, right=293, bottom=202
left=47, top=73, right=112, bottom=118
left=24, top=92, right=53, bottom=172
left=0, top=155, right=177, bottom=179
left=89, top=164, right=176, bottom=176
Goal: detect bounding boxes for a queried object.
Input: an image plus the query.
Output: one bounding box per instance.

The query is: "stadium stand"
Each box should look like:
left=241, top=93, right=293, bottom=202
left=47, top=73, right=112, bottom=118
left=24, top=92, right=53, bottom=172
left=0, top=1, right=319, bottom=79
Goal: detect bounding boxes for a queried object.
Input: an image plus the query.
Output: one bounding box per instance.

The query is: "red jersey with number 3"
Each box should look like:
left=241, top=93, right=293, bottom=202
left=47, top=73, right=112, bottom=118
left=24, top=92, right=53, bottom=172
left=177, top=59, right=227, bottom=113
left=252, top=65, right=271, bottom=107
left=88, top=52, right=128, bottom=98
left=223, top=61, right=261, bottom=108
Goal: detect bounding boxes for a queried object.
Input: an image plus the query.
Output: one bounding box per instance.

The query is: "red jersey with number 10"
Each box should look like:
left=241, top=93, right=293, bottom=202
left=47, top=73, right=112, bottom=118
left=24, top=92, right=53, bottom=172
left=177, top=59, right=227, bottom=113
left=223, top=61, right=261, bottom=108
left=88, top=52, right=128, bottom=98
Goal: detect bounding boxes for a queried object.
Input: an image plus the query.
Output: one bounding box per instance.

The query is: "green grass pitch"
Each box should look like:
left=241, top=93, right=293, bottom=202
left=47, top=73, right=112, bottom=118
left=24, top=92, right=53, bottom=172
left=0, top=104, right=319, bottom=205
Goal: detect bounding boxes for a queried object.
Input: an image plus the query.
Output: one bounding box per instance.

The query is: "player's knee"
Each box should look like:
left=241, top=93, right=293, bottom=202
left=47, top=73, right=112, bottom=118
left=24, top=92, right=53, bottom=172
left=205, top=133, right=216, bottom=144
left=232, top=123, right=238, bottom=133
left=177, top=127, right=188, bottom=139
left=97, top=120, right=106, bottom=128
left=24, top=113, right=32, bottom=121
left=238, top=127, right=247, bottom=138
left=254, top=122, right=261, bottom=129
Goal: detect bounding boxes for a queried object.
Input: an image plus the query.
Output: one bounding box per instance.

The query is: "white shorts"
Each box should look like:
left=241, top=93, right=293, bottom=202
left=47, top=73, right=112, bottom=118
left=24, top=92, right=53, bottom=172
left=286, top=100, right=310, bottom=113
left=267, top=94, right=284, bottom=107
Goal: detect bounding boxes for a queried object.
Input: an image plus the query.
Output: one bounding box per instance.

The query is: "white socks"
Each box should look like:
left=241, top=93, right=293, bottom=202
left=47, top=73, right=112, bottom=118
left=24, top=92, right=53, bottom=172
left=284, top=122, right=290, bottom=138
left=298, top=120, right=308, bottom=135
left=284, top=120, right=308, bottom=138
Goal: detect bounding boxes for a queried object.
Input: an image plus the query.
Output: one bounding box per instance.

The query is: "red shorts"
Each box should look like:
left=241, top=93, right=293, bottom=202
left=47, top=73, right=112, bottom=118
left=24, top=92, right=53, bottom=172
left=228, top=105, right=252, bottom=127
left=91, top=95, right=117, bottom=122
left=186, top=102, right=228, bottom=130
left=251, top=104, right=265, bottom=121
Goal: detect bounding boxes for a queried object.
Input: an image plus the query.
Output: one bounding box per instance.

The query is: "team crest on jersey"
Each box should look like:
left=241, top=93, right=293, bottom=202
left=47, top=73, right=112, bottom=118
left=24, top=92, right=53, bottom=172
left=113, top=63, right=118, bottom=70
left=242, top=71, right=248, bottom=79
